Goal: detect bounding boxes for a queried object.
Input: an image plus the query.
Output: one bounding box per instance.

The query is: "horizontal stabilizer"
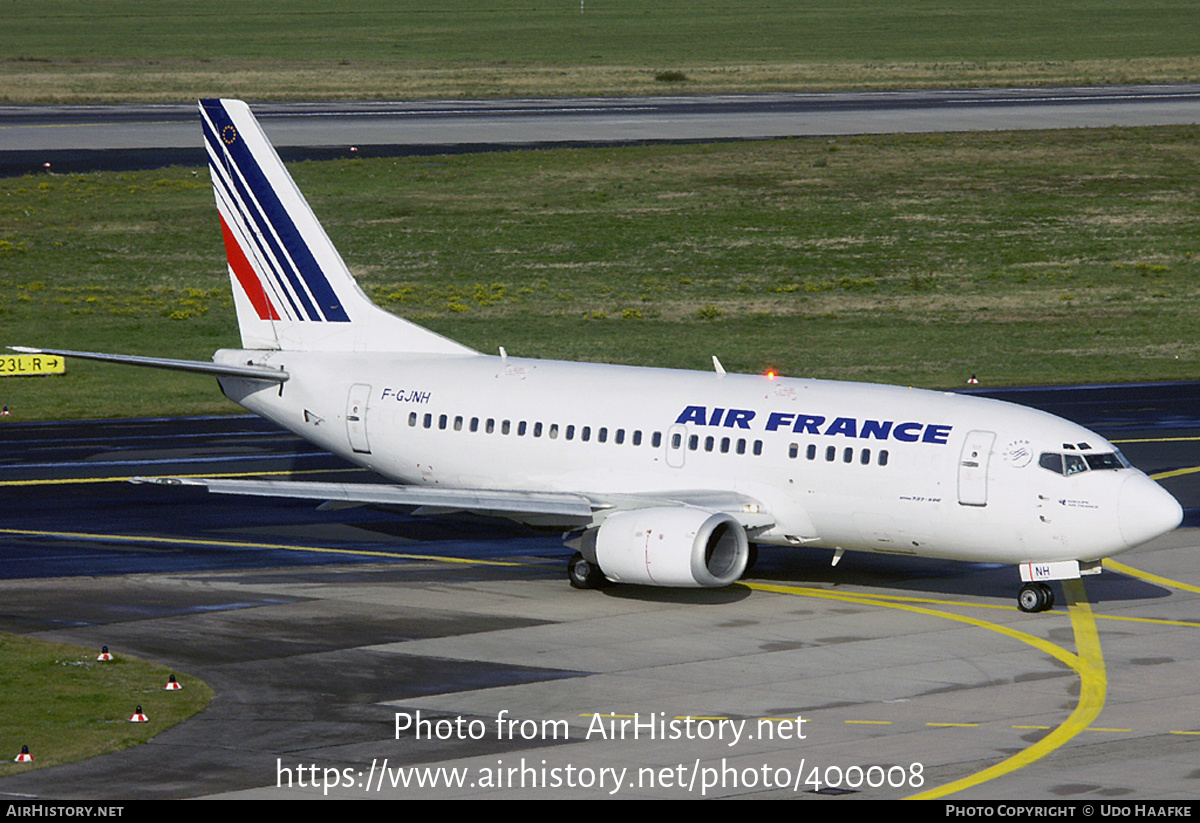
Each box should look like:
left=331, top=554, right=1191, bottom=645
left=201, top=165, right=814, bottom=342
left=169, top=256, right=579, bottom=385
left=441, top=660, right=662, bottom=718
left=9, top=347, right=288, bottom=383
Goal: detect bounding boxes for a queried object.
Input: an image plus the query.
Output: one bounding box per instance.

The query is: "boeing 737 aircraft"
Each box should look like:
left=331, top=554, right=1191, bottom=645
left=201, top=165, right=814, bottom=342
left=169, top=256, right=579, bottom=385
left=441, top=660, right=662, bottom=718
left=14, top=99, right=1184, bottom=612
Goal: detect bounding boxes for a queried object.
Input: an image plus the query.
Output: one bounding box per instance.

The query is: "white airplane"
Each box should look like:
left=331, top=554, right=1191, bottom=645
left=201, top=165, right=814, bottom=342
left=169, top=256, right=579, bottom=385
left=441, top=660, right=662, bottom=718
left=15, top=99, right=1183, bottom=612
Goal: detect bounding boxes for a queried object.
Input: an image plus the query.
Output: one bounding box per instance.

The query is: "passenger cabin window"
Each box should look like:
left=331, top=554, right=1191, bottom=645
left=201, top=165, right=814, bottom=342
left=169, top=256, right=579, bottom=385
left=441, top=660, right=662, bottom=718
left=404, top=408, right=899, bottom=470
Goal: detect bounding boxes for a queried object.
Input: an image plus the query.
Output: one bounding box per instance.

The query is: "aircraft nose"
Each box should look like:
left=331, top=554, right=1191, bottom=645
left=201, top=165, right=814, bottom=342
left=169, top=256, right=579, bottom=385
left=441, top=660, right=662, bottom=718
left=1118, top=473, right=1183, bottom=548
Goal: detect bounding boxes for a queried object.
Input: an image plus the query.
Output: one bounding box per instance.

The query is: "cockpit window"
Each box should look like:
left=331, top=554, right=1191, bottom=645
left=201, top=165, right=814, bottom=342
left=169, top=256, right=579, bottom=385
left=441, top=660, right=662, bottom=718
left=1085, top=452, right=1127, bottom=471
left=1038, top=452, right=1064, bottom=474
left=1038, top=450, right=1128, bottom=476
left=1064, top=454, right=1087, bottom=476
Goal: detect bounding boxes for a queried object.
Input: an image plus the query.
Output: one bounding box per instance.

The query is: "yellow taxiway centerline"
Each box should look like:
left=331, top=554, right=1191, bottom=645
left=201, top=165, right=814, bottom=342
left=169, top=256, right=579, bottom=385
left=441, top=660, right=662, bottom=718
left=0, top=527, right=529, bottom=568
left=745, top=579, right=1106, bottom=800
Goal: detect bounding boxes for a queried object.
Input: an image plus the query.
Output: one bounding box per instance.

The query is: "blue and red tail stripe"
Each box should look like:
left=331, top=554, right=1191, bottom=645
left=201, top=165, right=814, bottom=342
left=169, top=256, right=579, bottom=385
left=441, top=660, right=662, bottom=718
left=200, top=99, right=350, bottom=324
left=219, top=215, right=281, bottom=321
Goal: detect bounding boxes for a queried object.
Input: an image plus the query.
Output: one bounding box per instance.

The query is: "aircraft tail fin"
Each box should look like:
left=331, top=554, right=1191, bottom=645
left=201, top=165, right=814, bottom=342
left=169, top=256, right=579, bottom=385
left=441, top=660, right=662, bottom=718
left=199, top=99, right=474, bottom=355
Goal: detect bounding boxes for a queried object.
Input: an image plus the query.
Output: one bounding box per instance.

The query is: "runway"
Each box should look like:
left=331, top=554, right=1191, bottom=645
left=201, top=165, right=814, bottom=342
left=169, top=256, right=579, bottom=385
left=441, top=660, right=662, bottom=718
left=0, top=383, right=1197, bottom=800
left=3, top=84, right=1200, bottom=176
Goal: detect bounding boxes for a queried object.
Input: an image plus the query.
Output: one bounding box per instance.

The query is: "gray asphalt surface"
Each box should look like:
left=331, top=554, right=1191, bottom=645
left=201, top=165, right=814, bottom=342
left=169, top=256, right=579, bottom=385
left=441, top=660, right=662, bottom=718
left=3, top=84, right=1200, bottom=176
left=0, top=387, right=1196, bottom=799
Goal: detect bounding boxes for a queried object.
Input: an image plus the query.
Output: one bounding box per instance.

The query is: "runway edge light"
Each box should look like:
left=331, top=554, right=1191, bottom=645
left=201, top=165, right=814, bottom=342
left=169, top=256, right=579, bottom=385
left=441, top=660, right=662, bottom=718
left=129, top=706, right=148, bottom=723
left=14, top=745, right=32, bottom=763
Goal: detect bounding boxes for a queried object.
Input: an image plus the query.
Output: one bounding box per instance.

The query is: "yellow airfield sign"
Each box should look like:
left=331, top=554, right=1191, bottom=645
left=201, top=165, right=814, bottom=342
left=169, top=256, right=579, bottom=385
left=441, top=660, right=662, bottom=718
left=0, top=353, right=65, bottom=377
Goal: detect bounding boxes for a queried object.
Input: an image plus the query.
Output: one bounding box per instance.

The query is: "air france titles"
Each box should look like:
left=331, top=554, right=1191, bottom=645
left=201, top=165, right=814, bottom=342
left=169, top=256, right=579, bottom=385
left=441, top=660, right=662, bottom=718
left=674, top=405, right=952, bottom=445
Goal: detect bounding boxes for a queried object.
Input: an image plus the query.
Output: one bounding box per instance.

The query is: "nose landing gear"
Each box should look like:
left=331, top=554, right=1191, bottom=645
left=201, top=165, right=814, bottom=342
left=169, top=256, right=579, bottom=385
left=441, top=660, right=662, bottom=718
left=1017, top=582, right=1055, bottom=613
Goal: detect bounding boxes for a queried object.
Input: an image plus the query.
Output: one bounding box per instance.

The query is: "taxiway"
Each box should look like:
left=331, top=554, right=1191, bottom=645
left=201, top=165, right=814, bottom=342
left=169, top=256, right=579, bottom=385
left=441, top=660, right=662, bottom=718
left=0, top=383, right=1196, bottom=799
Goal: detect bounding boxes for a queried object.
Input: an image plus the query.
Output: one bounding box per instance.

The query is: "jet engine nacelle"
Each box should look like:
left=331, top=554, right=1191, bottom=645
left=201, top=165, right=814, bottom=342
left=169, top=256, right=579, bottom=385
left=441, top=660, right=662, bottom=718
left=593, top=507, right=750, bottom=587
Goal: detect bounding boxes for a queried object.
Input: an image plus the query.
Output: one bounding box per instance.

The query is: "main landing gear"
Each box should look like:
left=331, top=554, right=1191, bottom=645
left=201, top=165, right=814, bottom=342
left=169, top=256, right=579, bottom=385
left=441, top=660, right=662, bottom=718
left=568, top=552, right=608, bottom=590
left=1017, top=582, right=1055, bottom=613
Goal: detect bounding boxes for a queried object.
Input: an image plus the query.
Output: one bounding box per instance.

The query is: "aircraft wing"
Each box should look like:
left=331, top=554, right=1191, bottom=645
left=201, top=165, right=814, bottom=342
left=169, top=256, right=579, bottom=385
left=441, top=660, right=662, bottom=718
left=132, top=477, right=775, bottom=531
left=588, top=489, right=776, bottom=532
left=134, top=476, right=599, bottom=520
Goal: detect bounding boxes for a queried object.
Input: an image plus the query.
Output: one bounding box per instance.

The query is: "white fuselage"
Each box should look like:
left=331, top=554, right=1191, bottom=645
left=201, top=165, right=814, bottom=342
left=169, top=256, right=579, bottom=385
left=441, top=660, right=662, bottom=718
left=215, top=348, right=1180, bottom=567
left=30, top=99, right=1179, bottom=604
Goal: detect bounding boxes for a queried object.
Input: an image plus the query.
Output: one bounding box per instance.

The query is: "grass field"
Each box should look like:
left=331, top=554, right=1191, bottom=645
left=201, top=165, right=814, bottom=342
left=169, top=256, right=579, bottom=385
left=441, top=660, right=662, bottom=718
left=2, top=0, right=1199, bottom=101
left=3, top=125, right=1199, bottom=420
left=0, top=634, right=212, bottom=776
